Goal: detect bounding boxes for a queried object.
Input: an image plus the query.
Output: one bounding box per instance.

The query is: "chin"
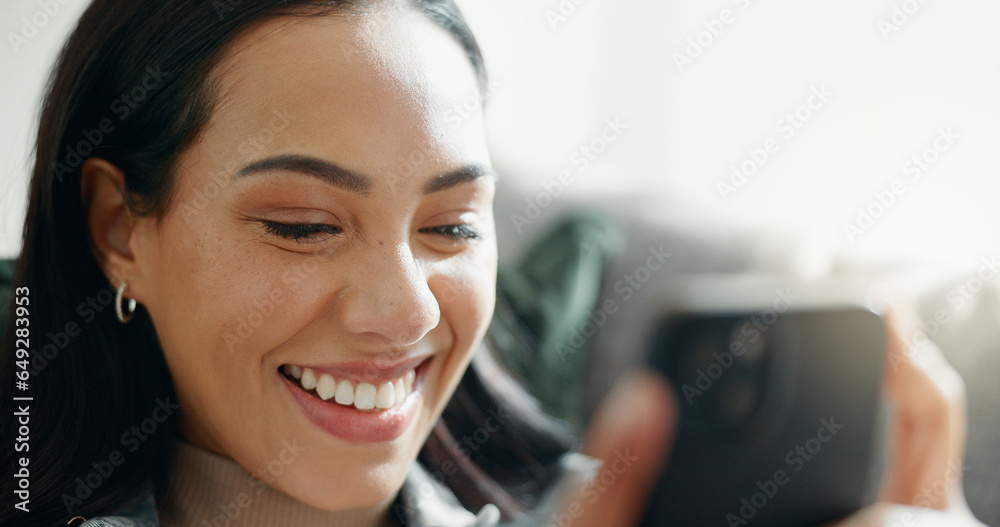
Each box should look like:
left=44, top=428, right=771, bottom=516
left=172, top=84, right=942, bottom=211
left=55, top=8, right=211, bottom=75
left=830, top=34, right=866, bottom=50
left=270, top=451, right=412, bottom=511
left=261, top=390, right=432, bottom=513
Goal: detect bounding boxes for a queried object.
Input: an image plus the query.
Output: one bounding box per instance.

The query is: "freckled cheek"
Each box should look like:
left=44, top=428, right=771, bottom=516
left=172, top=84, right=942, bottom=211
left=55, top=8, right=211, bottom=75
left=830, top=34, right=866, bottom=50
left=434, top=259, right=497, bottom=348
left=150, top=221, right=301, bottom=371
left=212, top=259, right=337, bottom=360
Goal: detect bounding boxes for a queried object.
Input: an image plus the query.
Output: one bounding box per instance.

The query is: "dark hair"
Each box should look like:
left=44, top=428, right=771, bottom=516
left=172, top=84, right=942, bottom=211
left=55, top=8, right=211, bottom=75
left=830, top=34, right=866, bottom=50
left=0, top=1, right=569, bottom=525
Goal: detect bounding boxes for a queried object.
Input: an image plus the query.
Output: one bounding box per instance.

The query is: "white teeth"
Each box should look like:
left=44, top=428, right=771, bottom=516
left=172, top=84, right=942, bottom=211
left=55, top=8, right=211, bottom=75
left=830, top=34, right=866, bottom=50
left=394, top=379, right=405, bottom=403
left=376, top=382, right=395, bottom=409
left=288, top=366, right=418, bottom=410
left=335, top=379, right=354, bottom=405
left=316, top=373, right=336, bottom=401
left=301, top=368, right=317, bottom=390
left=404, top=370, right=415, bottom=392
left=354, top=383, right=377, bottom=410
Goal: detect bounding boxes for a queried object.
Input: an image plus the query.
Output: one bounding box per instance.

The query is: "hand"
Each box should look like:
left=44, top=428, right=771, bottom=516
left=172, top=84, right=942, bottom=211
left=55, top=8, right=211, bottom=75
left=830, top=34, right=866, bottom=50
left=826, top=301, right=984, bottom=526
left=552, top=370, right=678, bottom=527
left=554, top=299, right=985, bottom=527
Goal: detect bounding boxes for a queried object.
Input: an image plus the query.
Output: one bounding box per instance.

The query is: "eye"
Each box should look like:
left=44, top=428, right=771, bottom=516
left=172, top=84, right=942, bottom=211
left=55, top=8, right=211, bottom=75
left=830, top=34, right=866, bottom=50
left=260, top=221, right=342, bottom=243
left=419, top=224, right=481, bottom=241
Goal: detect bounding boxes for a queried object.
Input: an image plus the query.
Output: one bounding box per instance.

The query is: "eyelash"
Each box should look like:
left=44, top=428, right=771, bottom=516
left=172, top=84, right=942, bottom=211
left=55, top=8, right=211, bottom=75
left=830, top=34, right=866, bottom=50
left=260, top=221, right=480, bottom=242
left=261, top=221, right=342, bottom=242
left=419, top=224, right=482, bottom=240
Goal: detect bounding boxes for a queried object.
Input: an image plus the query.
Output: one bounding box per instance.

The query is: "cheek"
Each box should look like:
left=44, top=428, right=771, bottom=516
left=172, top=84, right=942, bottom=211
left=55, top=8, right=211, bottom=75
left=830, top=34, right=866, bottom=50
left=432, top=245, right=497, bottom=347
left=421, top=248, right=497, bottom=424
left=141, top=210, right=314, bottom=386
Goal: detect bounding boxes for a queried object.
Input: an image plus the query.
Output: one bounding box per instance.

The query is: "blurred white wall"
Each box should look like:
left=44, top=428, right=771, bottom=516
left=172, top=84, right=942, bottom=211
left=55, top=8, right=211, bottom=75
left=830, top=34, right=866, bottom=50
left=2, top=0, right=998, bottom=267
left=0, top=0, right=90, bottom=257
left=456, top=0, right=1000, bottom=269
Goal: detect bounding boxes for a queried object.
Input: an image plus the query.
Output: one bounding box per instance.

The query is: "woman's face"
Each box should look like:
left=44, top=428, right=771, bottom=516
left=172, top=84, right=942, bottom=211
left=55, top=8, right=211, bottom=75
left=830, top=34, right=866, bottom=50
left=126, top=7, right=496, bottom=510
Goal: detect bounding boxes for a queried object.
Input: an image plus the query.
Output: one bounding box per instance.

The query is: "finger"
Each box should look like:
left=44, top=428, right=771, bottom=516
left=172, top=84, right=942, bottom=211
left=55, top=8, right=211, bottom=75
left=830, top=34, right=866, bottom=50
left=877, top=297, right=968, bottom=510
left=560, top=370, right=677, bottom=527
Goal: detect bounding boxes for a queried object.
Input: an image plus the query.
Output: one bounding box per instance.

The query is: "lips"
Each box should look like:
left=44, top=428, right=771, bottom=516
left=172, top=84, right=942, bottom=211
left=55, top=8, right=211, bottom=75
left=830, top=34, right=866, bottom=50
left=280, top=357, right=432, bottom=443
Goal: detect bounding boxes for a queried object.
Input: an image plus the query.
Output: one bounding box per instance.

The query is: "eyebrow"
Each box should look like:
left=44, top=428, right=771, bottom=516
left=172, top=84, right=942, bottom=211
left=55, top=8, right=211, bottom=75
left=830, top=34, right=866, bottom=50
left=235, top=154, right=493, bottom=195
left=423, top=163, right=494, bottom=193
left=236, top=154, right=371, bottom=194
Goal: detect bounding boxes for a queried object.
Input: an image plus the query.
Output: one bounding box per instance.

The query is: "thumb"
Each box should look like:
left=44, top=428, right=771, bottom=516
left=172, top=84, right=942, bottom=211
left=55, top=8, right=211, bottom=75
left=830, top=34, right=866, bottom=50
left=560, top=369, right=678, bottom=527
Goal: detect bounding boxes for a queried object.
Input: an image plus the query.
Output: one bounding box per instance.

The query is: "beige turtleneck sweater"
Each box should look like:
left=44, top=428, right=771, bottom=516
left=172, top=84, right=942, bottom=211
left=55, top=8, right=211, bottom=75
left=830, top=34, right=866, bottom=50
left=156, top=440, right=398, bottom=527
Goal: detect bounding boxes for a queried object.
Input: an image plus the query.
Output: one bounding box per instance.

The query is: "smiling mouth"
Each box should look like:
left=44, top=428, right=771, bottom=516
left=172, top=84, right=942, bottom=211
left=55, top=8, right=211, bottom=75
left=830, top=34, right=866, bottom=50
left=281, top=363, right=420, bottom=411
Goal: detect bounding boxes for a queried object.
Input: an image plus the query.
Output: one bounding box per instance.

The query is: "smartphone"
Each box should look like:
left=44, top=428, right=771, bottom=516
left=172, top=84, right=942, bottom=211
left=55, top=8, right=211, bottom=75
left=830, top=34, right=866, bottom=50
left=637, top=279, right=889, bottom=527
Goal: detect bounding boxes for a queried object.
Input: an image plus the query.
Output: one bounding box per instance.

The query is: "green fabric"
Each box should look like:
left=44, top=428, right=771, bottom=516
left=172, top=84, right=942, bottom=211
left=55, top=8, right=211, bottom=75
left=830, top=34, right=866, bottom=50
left=493, top=213, right=618, bottom=431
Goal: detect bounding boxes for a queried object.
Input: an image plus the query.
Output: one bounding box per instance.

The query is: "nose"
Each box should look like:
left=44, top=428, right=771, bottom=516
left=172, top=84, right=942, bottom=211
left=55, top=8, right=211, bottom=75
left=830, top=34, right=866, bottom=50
left=337, top=242, right=441, bottom=346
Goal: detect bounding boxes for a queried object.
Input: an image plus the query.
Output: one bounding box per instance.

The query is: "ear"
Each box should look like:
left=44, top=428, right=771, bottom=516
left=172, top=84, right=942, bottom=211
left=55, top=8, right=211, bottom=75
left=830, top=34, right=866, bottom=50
left=80, top=158, right=139, bottom=287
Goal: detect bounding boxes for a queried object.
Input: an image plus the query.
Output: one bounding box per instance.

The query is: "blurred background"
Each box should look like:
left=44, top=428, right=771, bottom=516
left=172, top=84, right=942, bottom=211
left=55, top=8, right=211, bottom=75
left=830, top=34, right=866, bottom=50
left=456, top=0, right=1000, bottom=270
left=2, top=0, right=999, bottom=263
left=2, top=0, right=999, bottom=521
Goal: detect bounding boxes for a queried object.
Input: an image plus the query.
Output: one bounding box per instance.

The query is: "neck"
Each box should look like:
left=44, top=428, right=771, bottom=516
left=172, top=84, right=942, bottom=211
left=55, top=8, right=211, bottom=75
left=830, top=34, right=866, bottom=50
left=157, top=439, right=396, bottom=527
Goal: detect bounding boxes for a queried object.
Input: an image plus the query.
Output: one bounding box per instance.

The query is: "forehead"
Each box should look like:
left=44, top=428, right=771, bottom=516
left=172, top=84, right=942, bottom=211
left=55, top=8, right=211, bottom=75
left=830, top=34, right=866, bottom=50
left=198, top=6, right=487, bottom=179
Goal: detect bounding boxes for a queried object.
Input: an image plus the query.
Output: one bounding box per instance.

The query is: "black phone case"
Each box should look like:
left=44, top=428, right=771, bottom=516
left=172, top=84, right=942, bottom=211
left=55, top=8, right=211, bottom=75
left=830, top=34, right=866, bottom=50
left=640, top=308, right=888, bottom=527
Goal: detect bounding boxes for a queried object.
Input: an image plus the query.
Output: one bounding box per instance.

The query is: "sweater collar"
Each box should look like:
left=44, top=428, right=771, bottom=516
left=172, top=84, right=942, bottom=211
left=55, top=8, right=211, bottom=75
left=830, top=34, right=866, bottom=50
left=79, top=440, right=502, bottom=527
left=156, top=440, right=397, bottom=527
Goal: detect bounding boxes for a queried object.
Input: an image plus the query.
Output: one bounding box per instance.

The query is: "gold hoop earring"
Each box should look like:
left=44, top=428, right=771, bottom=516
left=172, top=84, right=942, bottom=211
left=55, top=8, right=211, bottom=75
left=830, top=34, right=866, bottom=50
left=115, top=282, right=136, bottom=324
